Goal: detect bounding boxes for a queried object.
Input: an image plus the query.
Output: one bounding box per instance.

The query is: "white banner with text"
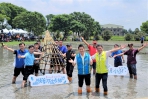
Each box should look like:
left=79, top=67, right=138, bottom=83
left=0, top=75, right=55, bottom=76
left=108, top=64, right=128, bottom=75
left=28, top=74, right=69, bottom=86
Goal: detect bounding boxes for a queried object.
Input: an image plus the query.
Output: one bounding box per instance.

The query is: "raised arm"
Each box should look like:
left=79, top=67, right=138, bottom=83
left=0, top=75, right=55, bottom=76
left=110, top=44, right=126, bottom=53
left=138, top=42, right=148, bottom=52
left=18, top=55, right=25, bottom=58
left=34, top=52, right=43, bottom=55
left=3, top=45, right=15, bottom=53
left=81, top=37, right=89, bottom=46
left=35, top=58, right=41, bottom=60
left=113, top=53, right=124, bottom=58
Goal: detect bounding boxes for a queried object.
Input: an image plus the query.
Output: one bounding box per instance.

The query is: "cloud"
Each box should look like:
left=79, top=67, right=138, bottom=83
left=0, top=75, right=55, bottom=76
left=0, top=0, right=147, bottom=30
left=76, top=0, right=91, bottom=3
left=50, top=0, right=73, bottom=5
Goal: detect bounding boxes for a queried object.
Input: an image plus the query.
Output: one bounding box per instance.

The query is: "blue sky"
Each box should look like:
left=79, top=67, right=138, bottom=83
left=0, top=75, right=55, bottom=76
left=0, top=0, right=147, bottom=30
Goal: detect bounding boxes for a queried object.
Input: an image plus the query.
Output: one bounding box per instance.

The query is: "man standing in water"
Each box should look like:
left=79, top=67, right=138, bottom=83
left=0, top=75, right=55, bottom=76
left=33, top=43, right=41, bottom=76
left=57, top=40, right=67, bottom=73
left=18, top=45, right=41, bottom=87
left=81, top=37, right=97, bottom=75
left=114, top=43, right=148, bottom=80
left=91, top=44, right=126, bottom=95
left=3, top=43, right=28, bottom=84
left=69, top=44, right=93, bottom=94
left=65, top=44, right=76, bottom=83
left=140, top=36, right=144, bottom=46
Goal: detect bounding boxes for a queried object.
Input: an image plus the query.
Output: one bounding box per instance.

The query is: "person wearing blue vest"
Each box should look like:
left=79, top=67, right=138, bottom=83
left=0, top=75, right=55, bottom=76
left=69, top=44, right=93, bottom=94
left=18, top=45, right=41, bottom=87
left=3, top=43, right=28, bottom=84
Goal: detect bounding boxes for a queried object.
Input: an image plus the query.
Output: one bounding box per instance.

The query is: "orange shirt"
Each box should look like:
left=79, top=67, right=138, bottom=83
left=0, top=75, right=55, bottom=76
left=88, top=45, right=97, bottom=62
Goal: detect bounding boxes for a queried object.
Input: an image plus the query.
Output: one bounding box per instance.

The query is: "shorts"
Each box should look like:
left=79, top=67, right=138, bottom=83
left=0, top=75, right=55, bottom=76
left=114, top=61, right=122, bottom=67
left=14, top=67, right=24, bottom=77
left=91, top=62, right=96, bottom=69
left=78, top=74, right=90, bottom=87
left=66, top=64, right=74, bottom=77
left=23, top=66, right=34, bottom=80
left=33, top=63, right=39, bottom=74
left=127, top=64, right=137, bottom=75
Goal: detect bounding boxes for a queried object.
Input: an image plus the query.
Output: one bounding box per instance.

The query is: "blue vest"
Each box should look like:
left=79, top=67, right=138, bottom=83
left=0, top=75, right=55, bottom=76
left=76, top=53, right=90, bottom=75
left=15, top=49, right=28, bottom=68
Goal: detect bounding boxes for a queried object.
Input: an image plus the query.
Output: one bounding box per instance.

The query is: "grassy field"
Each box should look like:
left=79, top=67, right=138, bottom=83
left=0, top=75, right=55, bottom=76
left=1, top=36, right=148, bottom=46
left=1, top=41, right=35, bottom=46
left=111, top=36, right=125, bottom=41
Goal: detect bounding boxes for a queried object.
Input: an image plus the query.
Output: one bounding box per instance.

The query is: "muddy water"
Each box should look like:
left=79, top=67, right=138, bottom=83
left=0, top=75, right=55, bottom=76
left=0, top=45, right=148, bottom=99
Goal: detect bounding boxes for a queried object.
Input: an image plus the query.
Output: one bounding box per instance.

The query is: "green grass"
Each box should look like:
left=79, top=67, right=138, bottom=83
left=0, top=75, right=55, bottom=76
left=1, top=36, right=148, bottom=46
left=146, top=36, right=148, bottom=41
left=111, top=36, right=125, bottom=41
left=2, top=41, right=35, bottom=46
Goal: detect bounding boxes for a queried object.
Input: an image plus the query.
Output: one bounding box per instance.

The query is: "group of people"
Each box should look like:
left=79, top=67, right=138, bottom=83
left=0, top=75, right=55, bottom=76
left=2, top=37, right=148, bottom=95
left=67, top=37, right=147, bottom=95
left=3, top=40, right=43, bottom=87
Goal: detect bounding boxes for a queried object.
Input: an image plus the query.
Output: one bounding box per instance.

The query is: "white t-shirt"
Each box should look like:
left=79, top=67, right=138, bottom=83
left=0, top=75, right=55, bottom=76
left=91, top=51, right=111, bottom=68
left=74, top=53, right=92, bottom=65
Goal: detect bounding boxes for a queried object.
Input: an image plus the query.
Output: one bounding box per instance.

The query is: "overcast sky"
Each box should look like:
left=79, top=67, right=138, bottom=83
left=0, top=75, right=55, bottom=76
left=0, top=0, right=147, bottom=30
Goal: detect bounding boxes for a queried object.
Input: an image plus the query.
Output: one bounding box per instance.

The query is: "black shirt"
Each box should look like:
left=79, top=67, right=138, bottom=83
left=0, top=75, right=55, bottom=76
left=66, top=49, right=75, bottom=64
left=38, top=46, right=42, bottom=51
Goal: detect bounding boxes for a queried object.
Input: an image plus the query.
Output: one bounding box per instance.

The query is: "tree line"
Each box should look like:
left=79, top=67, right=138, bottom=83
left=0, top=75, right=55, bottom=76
left=0, top=2, right=147, bottom=41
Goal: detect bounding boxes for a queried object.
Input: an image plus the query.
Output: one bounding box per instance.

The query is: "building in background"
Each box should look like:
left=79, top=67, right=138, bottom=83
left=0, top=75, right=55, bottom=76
left=101, top=24, right=124, bottom=36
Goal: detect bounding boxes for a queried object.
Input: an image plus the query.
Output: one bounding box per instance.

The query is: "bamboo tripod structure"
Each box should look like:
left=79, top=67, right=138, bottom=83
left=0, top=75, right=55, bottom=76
left=39, top=30, right=66, bottom=75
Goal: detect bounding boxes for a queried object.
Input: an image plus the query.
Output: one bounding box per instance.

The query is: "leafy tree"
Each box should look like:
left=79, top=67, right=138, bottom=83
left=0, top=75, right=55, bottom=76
left=48, top=12, right=101, bottom=40
left=46, top=14, right=54, bottom=29
left=53, top=30, right=63, bottom=40
left=134, top=28, right=140, bottom=34
left=70, top=12, right=100, bottom=40
left=0, top=14, right=10, bottom=29
left=70, top=20, right=86, bottom=36
left=124, top=33, right=133, bottom=41
left=122, top=29, right=128, bottom=34
left=0, top=2, right=27, bottom=28
left=92, top=21, right=101, bottom=40
left=102, top=30, right=113, bottom=41
left=13, top=11, right=46, bottom=35
left=49, top=14, right=72, bottom=40
left=0, top=4, right=11, bottom=18
left=128, top=28, right=133, bottom=34
left=140, top=21, right=148, bottom=34
left=134, top=31, right=146, bottom=41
